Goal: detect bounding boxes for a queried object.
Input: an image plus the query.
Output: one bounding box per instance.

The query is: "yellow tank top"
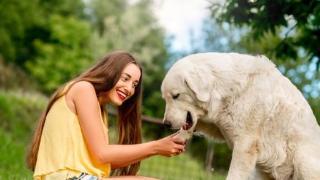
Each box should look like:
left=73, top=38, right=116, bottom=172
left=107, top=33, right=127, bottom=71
left=34, top=84, right=111, bottom=178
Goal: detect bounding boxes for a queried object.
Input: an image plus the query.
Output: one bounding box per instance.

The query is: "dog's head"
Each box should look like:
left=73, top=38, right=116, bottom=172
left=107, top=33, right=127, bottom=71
left=161, top=55, right=214, bottom=132
left=161, top=53, right=273, bottom=133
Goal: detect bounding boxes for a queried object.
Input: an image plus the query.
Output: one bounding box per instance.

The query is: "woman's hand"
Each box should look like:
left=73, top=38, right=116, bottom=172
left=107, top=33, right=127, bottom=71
left=153, top=132, right=186, bottom=157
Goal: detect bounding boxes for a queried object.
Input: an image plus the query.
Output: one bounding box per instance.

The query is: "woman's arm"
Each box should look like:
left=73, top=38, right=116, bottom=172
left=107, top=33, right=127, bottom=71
left=97, top=134, right=184, bottom=169
left=69, top=81, right=185, bottom=168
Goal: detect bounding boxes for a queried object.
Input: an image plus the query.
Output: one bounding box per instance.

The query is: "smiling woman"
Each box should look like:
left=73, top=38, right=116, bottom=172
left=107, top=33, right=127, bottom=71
left=26, top=51, right=186, bottom=180
left=104, top=64, right=141, bottom=106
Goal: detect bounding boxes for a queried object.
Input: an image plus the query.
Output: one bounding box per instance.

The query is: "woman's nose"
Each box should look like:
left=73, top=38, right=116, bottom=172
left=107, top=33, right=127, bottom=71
left=124, top=82, right=134, bottom=95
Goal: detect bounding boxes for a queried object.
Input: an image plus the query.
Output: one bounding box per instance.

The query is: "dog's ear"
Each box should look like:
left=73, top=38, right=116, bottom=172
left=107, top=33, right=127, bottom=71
left=184, top=68, right=211, bottom=102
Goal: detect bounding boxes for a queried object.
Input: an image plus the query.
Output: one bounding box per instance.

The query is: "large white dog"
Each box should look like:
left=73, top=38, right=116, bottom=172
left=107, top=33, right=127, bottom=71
left=161, top=52, right=320, bottom=180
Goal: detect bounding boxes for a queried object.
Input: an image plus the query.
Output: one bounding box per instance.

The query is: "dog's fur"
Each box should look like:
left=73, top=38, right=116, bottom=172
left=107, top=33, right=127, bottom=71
left=161, top=52, right=320, bottom=180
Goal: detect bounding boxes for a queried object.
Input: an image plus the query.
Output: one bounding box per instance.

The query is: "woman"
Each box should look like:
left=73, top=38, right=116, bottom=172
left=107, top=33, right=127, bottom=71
left=26, top=51, right=186, bottom=180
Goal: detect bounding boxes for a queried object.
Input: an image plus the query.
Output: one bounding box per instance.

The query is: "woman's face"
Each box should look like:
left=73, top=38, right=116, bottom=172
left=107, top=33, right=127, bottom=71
left=105, top=63, right=141, bottom=106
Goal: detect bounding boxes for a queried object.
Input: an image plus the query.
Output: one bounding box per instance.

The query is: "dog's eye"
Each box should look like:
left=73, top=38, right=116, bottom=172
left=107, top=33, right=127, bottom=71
left=172, top=94, right=180, bottom=99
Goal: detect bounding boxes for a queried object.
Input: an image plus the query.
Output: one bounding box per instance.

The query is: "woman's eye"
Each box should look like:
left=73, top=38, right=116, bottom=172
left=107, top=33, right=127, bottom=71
left=121, top=77, right=129, bottom=81
left=172, top=94, right=180, bottom=99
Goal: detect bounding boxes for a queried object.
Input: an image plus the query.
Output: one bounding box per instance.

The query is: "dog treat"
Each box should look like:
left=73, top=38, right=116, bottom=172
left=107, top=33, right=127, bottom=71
left=175, top=128, right=193, bottom=141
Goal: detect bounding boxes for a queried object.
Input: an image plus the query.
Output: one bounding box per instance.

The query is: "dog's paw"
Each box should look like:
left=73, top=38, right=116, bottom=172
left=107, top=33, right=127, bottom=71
left=175, top=128, right=193, bottom=141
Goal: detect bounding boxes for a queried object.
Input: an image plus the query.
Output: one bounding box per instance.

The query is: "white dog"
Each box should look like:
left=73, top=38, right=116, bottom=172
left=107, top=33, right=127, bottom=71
left=161, top=52, right=320, bottom=180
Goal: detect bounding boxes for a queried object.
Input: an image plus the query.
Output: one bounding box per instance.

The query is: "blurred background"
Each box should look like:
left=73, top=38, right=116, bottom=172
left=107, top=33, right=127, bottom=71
left=0, top=0, right=319, bottom=179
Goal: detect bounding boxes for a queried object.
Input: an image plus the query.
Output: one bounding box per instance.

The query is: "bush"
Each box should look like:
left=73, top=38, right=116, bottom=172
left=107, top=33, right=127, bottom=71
left=0, top=90, right=46, bottom=178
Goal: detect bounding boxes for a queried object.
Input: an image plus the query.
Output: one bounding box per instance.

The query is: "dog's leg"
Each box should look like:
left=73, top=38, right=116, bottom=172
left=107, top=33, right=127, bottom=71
left=249, top=167, right=273, bottom=180
left=226, top=137, right=258, bottom=180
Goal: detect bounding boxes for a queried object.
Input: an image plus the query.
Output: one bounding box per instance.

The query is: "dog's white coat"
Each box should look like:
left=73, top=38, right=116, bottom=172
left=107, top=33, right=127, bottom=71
left=161, top=52, right=320, bottom=180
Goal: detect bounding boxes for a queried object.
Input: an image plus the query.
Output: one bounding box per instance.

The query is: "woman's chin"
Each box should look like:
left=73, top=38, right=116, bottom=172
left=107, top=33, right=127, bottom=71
left=110, top=99, right=123, bottom=106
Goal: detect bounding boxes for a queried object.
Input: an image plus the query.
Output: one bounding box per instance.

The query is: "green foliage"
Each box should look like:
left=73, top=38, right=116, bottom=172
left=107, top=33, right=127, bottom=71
left=0, top=90, right=46, bottom=179
left=211, top=0, right=320, bottom=67
left=0, top=90, right=46, bottom=142
left=0, top=58, right=38, bottom=91
left=39, top=0, right=85, bottom=18
left=0, top=0, right=41, bottom=61
left=0, top=0, right=86, bottom=66
left=309, top=97, right=320, bottom=124
left=26, top=15, right=93, bottom=93
left=86, top=0, right=127, bottom=35
left=89, top=0, right=169, bottom=119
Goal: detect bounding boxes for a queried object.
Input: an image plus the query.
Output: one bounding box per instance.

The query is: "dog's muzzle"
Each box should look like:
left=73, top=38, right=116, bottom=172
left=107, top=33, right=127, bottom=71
left=183, top=111, right=193, bottom=130
left=163, top=119, right=172, bottom=129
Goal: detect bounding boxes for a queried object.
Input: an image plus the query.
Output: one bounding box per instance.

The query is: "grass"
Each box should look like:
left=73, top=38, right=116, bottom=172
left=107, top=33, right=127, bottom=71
left=0, top=130, right=33, bottom=179
left=140, top=153, right=226, bottom=180
left=0, top=90, right=45, bottom=179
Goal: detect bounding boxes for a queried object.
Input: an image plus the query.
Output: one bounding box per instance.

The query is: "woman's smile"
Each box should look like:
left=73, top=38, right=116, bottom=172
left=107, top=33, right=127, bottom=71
left=116, top=89, right=127, bottom=101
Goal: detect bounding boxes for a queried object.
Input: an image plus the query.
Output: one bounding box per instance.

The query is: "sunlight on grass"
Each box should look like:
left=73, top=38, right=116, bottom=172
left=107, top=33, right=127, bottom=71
left=140, top=153, right=226, bottom=180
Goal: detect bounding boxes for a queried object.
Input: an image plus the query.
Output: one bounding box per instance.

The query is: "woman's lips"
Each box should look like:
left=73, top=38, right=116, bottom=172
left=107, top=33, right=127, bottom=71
left=116, top=90, right=127, bottom=101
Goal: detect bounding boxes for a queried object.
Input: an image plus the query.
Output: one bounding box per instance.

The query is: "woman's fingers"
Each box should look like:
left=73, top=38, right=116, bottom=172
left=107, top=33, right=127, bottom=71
left=169, top=131, right=180, bottom=137
left=170, top=132, right=187, bottom=145
left=173, top=148, right=184, bottom=156
left=172, top=136, right=186, bottom=145
left=170, top=144, right=185, bottom=156
left=175, top=144, right=185, bottom=152
left=157, top=132, right=187, bottom=157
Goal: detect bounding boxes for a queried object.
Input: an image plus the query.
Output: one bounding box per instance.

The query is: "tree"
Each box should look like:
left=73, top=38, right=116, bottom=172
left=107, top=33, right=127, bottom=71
left=210, top=0, right=320, bottom=68
left=0, top=0, right=86, bottom=66
left=89, top=0, right=169, bottom=119
left=0, top=0, right=41, bottom=62
left=85, top=0, right=126, bottom=35
left=26, top=15, right=93, bottom=93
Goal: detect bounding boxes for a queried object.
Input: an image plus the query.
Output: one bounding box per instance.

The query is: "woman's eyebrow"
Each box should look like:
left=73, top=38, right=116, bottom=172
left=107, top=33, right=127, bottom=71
left=122, top=73, right=131, bottom=78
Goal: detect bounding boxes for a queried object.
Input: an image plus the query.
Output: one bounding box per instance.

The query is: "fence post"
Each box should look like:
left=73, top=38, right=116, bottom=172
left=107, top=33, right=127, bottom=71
left=205, top=139, right=214, bottom=172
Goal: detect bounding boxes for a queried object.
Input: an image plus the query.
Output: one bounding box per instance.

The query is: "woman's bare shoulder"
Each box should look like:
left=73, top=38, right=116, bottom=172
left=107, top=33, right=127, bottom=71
left=72, top=81, right=94, bottom=91
left=66, top=81, right=97, bottom=102
left=68, top=81, right=96, bottom=94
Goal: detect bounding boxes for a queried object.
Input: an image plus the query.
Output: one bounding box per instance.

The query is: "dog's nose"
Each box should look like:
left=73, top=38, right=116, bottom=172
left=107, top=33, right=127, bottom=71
left=163, top=119, right=172, bottom=129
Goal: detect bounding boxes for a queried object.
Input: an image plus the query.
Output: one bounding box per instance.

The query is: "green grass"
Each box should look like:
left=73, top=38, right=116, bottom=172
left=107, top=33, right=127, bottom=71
left=0, top=131, right=33, bottom=179
left=0, top=90, right=46, bottom=179
left=140, top=153, right=226, bottom=180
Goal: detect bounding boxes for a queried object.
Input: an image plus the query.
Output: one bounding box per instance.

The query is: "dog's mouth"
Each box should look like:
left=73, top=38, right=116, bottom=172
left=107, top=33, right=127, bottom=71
left=182, top=111, right=193, bottom=130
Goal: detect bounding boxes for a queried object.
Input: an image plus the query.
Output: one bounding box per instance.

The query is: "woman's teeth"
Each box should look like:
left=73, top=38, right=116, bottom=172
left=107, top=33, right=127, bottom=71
left=117, top=91, right=126, bottom=100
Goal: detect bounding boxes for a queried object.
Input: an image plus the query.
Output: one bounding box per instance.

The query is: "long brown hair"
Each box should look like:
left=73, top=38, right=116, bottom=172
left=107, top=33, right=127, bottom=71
left=26, top=51, right=143, bottom=175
